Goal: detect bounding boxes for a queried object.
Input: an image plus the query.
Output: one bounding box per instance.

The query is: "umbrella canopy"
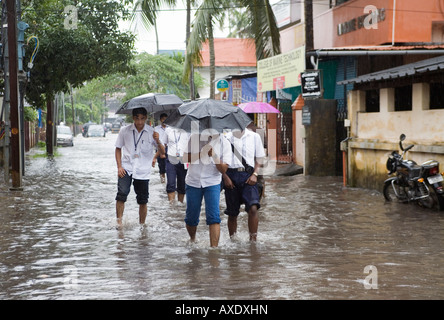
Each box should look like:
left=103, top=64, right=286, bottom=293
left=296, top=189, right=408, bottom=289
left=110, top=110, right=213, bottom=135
left=238, top=101, right=280, bottom=114
left=164, top=99, right=252, bottom=133
left=115, top=93, right=183, bottom=115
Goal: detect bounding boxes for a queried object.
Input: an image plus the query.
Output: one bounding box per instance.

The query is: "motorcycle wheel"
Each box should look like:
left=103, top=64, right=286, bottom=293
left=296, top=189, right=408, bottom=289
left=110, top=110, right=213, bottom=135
left=383, top=179, right=407, bottom=202
left=419, top=185, right=444, bottom=211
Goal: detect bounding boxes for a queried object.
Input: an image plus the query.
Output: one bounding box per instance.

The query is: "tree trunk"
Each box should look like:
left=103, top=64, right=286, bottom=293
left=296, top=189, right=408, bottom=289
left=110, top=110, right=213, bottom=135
left=186, top=0, right=195, bottom=100
left=208, top=16, right=215, bottom=100
left=154, top=21, right=159, bottom=55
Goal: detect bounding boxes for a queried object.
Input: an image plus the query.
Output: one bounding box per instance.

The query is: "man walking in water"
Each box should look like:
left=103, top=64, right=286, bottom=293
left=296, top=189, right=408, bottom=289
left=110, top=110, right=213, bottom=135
left=115, top=108, right=165, bottom=227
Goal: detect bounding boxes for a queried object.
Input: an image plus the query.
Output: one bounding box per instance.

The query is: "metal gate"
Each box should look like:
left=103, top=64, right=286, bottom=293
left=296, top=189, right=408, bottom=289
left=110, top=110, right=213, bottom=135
left=276, top=99, right=293, bottom=163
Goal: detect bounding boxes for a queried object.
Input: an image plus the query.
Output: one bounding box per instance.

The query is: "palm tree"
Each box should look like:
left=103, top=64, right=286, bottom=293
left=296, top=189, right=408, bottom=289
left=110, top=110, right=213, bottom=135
left=183, top=0, right=223, bottom=99
left=184, top=0, right=280, bottom=99
left=131, top=0, right=198, bottom=99
left=131, top=0, right=177, bottom=55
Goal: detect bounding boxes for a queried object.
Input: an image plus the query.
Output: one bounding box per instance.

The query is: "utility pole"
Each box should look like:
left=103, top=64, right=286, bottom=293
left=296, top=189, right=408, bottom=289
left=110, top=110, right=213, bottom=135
left=7, top=0, right=22, bottom=190
left=1, top=0, right=11, bottom=185
left=304, top=0, right=314, bottom=52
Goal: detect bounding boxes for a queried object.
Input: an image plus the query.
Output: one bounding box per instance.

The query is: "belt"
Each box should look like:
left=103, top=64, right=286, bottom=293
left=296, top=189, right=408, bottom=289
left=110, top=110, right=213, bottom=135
left=228, top=167, right=246, bottom=172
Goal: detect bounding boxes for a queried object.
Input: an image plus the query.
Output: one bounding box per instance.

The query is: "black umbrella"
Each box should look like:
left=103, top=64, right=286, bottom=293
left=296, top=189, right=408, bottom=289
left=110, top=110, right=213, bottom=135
left=163, top=99, right=252, bottom=133
left=115, top=93, right=183, bottom=115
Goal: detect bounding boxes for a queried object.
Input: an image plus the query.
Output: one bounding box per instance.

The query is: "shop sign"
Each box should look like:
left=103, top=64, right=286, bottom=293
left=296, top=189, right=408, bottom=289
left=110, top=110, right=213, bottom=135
left=302, top=106, right=311, bottom=126
left=257, top=46, right=305, bottom=92
left=301, top=70, right=322, bottom=99
left=216, top=79, right=229, bottom=92
left=337, top=7, right=386, bottom=36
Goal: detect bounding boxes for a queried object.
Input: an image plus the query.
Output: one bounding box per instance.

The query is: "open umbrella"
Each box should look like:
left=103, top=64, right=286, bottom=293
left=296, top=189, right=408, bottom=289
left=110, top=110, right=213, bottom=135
left=164, top=99, right=252, bottom=133
left=115, top=93, right=183, bottom=115
left=238, top=101, right=280, bottom=114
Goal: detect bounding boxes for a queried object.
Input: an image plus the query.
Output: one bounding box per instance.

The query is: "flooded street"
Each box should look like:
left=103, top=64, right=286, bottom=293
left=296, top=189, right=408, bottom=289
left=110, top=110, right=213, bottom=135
left=1, top=132, right=444, bottom=300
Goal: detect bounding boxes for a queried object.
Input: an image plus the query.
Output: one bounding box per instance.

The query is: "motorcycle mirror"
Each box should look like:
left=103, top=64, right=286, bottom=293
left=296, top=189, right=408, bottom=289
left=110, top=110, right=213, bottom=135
left=400, top=134, right=406, bottom=141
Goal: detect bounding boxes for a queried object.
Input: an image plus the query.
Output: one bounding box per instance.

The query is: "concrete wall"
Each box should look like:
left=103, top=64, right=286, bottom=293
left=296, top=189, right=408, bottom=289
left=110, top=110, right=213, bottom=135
left=347, top=84, right=444, bottom=191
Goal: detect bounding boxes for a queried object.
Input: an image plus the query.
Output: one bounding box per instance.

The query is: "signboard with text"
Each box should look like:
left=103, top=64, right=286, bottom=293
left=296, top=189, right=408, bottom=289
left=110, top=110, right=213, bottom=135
left=216, top=79, right=229, bottom=92
left=257, top=46, right=305, bottom=92
left=301, top=70, right=322, bottom=99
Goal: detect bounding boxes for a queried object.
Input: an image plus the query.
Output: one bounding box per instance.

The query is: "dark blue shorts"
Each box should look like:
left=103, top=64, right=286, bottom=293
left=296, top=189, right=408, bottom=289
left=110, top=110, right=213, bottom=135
left=115, top=172, right=149, bottom=205
left=223, top=169, right=260, bottom=216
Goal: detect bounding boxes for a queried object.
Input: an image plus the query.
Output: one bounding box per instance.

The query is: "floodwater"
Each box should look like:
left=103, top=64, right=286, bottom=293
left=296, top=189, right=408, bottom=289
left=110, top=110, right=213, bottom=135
left=1, top=133, right=444, bottom=300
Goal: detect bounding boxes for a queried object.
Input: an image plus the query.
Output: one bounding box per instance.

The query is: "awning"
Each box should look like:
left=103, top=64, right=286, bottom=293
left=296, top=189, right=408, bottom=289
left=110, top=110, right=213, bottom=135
left=338, top=55, right=444, bottom=85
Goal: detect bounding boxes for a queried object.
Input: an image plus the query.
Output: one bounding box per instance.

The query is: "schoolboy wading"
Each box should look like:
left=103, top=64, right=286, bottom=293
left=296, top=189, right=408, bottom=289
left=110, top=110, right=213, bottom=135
left=115, top=108, right=165, bottom=227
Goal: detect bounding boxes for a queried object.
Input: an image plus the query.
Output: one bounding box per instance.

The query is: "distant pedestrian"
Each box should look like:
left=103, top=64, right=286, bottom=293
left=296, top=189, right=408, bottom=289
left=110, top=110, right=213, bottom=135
left=184, top=133, right=231, bottom=247
left=164, top=127, right=190, bottom=203
left=153, top=113, right=168, bottom=183
left=115, top=108, right=165, bottom=227
left=222, top=128, right=265, bottom=241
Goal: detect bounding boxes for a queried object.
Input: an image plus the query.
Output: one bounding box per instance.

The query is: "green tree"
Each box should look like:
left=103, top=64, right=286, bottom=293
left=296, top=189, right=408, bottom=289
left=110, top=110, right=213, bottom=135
left=72, top=52, right=204, bottom=114
left=22, top=0, right=136, bottom=155
left=131, top=0, right=199, bottom=99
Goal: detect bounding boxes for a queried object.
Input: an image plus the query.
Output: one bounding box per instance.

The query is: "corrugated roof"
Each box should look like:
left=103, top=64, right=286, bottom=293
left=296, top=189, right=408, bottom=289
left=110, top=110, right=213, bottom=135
left=199, top=38, right=257, bottom=67
left=338, top=55, right=444, bottom=85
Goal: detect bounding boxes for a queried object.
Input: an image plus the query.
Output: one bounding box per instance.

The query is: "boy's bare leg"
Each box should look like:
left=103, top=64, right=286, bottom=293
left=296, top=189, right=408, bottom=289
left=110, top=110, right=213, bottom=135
left=139, top=204, right=147, bottom=224
left=227, top=216, right=237, bottom=238
left=209, top=223, right=220, bottom=247
left=248, top=206, right=259, bottom=241
left=116, top=201, right=125, bottom=226
left=186, top=224, right=197, bottom=243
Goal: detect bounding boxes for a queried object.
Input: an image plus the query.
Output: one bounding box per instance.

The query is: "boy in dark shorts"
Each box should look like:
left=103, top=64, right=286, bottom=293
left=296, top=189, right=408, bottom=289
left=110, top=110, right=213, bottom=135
left=115, top=108, right=165, bottom=226
left=222, top=128, right=265, bottom=241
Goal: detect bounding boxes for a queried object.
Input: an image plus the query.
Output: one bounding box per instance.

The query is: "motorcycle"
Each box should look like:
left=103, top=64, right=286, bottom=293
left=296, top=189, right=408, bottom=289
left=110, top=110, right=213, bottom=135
left=383, top=134, right=444, bottom=210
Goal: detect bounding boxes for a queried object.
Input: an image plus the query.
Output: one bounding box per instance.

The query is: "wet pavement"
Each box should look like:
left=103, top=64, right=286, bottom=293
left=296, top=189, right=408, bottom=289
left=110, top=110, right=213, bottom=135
left=1, top=133, right=444, bottom=300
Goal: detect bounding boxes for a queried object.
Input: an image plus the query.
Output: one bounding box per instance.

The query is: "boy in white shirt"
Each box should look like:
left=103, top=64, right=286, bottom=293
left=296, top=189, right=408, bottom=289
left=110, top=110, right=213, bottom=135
left=164, top=127, right=190, bottom=203
left=153, top=113, right=168, bottom=183
left=115, top=108, right=165, bottom=227
left=222, top=128, right=265, bottom=241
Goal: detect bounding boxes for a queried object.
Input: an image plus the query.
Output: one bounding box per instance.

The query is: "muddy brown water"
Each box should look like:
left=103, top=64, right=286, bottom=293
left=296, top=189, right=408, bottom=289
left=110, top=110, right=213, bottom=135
left=1, top=133, right=444, bottom=299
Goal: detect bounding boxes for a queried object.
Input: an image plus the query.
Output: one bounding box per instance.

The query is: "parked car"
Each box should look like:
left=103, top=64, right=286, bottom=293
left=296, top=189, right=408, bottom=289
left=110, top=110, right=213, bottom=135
left=87, top=124, right=105, bottom=137
left=104, top=122, right=112, bottom=133
left=82, top=122, right=96, bottom=137
left=56, top=125, right=74, bottom=147
left=111, top=122, right=121, bottom=133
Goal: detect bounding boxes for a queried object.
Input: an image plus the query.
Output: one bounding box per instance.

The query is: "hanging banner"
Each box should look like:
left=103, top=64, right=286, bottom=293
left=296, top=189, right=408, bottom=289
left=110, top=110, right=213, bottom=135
left=257, top=46, right=305, bottom=92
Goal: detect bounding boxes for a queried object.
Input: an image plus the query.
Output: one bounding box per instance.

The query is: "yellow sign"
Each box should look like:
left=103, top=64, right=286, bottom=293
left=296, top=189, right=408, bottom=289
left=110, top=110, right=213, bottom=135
left=257, top=46, right=306, bottom=92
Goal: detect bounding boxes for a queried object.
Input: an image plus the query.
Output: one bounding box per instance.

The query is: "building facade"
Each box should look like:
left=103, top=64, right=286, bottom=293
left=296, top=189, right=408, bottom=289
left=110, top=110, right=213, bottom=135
left=311, top=0, right=444, bottom=190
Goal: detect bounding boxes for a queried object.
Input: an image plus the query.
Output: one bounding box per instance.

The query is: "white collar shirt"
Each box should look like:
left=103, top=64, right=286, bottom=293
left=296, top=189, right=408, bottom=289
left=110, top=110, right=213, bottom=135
left=154, top=124, right=168, bottom=145
left=224, top=129, right=266, bottom=169
left=185, top=134, right=232, bottom=188
left=165, top=127, right=190, bottom=160
left=115, top=123, right=159, bottom=180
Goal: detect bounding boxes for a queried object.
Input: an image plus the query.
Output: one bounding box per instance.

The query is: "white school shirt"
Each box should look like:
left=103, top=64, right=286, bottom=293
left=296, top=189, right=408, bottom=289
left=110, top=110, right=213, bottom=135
left=115, top=123, right=160, bottom=180
left=154, top=124, right=168, bottom=145
left=165, top=127, right=190, bottom=160
left=224, top=129, right=266, bottom=169
left=185, top=134, right=232, bottom=188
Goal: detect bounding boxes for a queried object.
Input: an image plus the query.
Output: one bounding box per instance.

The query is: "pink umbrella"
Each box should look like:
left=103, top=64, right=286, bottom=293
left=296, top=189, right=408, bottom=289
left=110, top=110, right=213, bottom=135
left=238, top=101, right=280, bottom=114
